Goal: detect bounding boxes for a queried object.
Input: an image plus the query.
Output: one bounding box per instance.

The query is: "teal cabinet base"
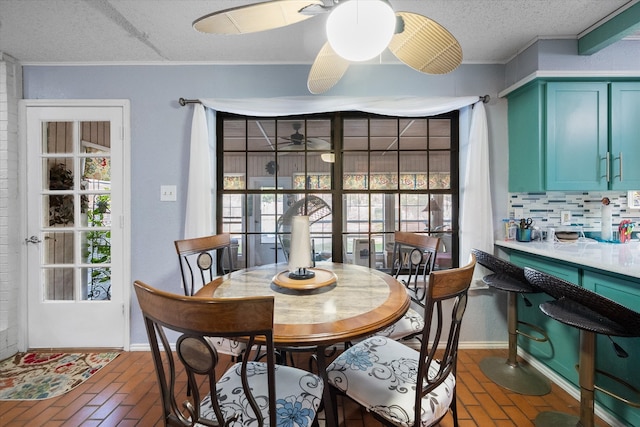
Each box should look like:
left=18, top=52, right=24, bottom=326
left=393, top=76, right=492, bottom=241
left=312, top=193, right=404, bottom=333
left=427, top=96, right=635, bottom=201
left=508, top=252, right=640, bottom=427
left=583, top=271, right=640, bottom=427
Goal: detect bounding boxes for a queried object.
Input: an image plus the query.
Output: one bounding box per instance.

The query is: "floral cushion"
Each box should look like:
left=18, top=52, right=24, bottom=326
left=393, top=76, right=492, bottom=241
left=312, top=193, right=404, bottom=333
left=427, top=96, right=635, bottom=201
left=200, top=361, right=323, bottom=427
left=374, top=308, right=425, bottom=340
left=204, top=336, right=248, bottom=357
left=327, top=336, right=455, bottom=427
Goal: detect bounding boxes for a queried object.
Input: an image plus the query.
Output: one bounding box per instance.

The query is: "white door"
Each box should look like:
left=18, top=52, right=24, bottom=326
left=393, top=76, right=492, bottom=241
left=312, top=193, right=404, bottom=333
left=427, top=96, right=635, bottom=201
left=23, top=101, right=130, bottom=349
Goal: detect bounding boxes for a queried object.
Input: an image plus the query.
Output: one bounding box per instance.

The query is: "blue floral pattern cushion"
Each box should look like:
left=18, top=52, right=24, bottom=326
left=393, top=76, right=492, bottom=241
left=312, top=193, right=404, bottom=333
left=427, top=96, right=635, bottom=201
left=200, top=361, right=323, bottom=427
left=326, top=336, right=455, bottom=427
left=375, top=307, right=425, bottom=340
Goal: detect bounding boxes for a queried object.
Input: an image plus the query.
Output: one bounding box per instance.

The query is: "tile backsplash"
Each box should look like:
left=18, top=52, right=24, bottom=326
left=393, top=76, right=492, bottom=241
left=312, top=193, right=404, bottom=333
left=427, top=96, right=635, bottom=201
left=509, top=191, right=640, bottom=233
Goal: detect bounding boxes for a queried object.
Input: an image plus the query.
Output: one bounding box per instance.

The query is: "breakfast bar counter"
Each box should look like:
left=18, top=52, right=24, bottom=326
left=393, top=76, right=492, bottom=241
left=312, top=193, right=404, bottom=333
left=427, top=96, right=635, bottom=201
left=495, top=239, right=640, bottom=279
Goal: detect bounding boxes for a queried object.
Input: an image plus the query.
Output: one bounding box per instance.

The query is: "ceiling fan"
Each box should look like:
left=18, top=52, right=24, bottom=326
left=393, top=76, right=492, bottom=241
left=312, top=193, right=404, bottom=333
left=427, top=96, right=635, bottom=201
left=193, top=0, right=462, bottom=94
left=277, top=123, right=331, bottom=151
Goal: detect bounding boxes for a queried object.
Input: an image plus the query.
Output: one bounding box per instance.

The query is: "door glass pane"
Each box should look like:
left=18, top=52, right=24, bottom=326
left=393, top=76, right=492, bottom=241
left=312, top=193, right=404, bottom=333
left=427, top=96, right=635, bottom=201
left=82, top=267, right=111, bottom=301
left=44, top=194, right=74, bottom=226
left=43, top=122, right=73, bottom=154
left=85, top=194, right=111, bottom=228
left=44, top=231, right=74, bottom=264
left=41, top=121, right=112, bottom=302
left=44, top=268, right=75, bottom=300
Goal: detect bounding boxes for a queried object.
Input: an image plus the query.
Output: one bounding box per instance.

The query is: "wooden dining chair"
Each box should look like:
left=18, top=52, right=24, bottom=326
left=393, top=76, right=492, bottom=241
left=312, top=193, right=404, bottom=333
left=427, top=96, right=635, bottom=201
left=174, top=233, right=247, bottom=361
left=134, top=280, right=324, bottom=427
left=174, top=233, right=236, bottom=297
left=391, top=231, right=441, bottom=304
left=326, top=254, right=476, bottom=427
left=374, top=231, right=440, bottom=342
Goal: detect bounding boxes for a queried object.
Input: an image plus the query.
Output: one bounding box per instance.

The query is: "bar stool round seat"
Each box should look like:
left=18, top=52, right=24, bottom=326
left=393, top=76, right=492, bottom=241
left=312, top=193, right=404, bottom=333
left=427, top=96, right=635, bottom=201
left=525, top=267, right=640, bottom=427
left=472, top=249, right=551, bottom=396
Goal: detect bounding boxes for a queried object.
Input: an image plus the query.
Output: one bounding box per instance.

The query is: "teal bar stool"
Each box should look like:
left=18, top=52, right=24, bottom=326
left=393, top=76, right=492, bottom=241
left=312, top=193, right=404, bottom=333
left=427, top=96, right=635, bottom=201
left=525, top=267, right=640, bottom=427
left=471, top=249, right=551, bottom=395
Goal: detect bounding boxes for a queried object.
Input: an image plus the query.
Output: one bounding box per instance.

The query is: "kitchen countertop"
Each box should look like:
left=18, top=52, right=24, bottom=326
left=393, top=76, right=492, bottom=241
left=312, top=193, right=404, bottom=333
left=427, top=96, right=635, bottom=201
left=495, top=239, right=640, bottom=279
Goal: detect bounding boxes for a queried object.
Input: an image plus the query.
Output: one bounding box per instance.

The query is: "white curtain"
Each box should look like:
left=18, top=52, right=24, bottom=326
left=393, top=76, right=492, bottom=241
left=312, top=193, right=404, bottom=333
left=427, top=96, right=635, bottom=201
left=185, top=96, right=494, bottom=267
left=199, top=96, right=479, bottom=117
left=460, top=101, right=494, bottom=286
left=184, top=103, right=213, bottom=238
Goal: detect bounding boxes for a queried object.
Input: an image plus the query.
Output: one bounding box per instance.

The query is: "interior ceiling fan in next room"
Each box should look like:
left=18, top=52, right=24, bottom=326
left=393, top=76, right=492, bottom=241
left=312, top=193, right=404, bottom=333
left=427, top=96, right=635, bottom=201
left=193, top=0, right=463, bottom=94
left=277, top=123, right=331, bottom=151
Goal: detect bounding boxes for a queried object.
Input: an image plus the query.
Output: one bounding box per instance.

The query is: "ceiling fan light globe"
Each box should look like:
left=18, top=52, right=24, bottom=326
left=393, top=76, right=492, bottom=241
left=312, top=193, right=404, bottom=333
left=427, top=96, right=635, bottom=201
left=321, top=153, right=335, bottom=163
left=326, top=0, right=396, bottom=62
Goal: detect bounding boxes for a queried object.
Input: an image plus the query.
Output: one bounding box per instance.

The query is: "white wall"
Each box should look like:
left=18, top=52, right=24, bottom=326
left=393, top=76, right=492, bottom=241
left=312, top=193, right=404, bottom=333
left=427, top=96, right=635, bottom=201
left=17, top=62, right=509, bottom=348
left=0, top=53, right=22, bottom=360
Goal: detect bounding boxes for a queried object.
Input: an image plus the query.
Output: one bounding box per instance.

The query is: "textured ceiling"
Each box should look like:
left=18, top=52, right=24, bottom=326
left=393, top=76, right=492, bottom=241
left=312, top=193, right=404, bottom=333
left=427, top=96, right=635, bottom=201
left=0, top=0, right=638, bottom=64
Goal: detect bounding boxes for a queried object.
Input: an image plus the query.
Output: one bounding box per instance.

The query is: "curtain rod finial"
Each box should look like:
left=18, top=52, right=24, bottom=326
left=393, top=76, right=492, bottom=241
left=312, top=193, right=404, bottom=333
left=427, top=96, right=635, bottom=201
left=480, top=95, right=490, bottom=104
left=178, top=98, right=200, bottom=106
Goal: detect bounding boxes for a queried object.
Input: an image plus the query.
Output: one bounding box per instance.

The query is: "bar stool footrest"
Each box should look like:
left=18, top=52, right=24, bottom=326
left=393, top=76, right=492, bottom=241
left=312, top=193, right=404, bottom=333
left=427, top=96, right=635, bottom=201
left=594, top=367, right=640, bottom=408
left=517, top=320, right=549, bottom=343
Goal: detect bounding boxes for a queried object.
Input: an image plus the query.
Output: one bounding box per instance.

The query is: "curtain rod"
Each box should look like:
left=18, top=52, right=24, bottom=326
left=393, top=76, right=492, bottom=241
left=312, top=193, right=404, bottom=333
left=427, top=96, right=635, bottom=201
left=179, top=97, right=200, bottom=106
left=178, top=95, right=491, bottom=106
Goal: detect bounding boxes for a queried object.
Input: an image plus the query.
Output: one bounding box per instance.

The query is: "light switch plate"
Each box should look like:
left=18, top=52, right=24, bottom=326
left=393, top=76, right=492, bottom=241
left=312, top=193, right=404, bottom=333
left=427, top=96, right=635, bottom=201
left=160, top=185, right=177, bottom=202
left=561, top=210, right=572, bottom=225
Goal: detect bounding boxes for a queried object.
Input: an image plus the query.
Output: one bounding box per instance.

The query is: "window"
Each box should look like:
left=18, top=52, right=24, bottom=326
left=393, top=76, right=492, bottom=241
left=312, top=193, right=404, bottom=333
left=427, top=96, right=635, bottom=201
left=217, top=112, right=458, bottom=270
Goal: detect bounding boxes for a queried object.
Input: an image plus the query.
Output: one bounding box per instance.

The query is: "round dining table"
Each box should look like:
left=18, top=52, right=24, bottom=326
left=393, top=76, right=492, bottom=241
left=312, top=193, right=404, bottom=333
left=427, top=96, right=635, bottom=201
left=195, top=261, right=410, bottom=427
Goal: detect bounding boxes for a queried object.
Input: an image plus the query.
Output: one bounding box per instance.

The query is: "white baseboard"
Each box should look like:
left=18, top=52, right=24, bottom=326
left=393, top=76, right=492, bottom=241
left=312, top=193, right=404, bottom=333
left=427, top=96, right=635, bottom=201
left=129, top=343, right=152, bottom=352
left=459, top=341, right=507, bottom=349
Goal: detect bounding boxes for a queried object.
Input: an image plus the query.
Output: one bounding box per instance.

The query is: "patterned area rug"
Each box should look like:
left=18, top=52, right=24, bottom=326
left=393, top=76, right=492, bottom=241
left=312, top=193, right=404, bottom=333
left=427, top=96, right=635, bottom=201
left=0, top=352, right=119, bottom=400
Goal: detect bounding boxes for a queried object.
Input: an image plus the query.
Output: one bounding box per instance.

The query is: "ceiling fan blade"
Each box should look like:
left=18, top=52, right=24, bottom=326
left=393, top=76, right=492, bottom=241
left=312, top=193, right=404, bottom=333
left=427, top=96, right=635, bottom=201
left=307, top=42, right=350, bottom=94
left=305, top=138, right=332, bottom=150
left=278, top=138, right=331, bottom=151
left=388, top=12, right=462, bottom=74
left=194, top=0, right=323, bottom=34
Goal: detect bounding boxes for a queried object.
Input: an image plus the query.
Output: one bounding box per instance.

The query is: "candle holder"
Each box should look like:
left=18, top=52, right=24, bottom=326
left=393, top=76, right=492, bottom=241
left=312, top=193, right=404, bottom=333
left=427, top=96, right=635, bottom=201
left=288, top=267, right=316, bottom=280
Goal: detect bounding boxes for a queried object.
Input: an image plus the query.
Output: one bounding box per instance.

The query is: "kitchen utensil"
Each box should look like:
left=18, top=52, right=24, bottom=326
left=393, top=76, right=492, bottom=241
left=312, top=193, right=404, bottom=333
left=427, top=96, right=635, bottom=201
left=519, top=218, right=534, bottom=229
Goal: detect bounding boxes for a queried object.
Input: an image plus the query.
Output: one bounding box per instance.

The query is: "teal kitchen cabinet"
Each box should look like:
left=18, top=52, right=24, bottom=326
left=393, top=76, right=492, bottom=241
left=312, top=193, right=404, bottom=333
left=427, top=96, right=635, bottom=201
left=546, top=82, right=608, bottom=191
left=508, top=81, right=545, bottom=192
left=610, top=82, right=640, bottom=189
left=507, top=79, right=640, bottom=191
left=582, top=270, right=640, bottom=427
left=509, top=253, right=580, bottom=384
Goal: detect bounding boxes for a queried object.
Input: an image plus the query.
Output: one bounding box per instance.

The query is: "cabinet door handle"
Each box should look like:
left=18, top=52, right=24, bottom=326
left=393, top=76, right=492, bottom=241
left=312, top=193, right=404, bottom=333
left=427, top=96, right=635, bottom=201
left=602, top=152, right=611, bottom=182
left=616, top=152, right=623, bottom=182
